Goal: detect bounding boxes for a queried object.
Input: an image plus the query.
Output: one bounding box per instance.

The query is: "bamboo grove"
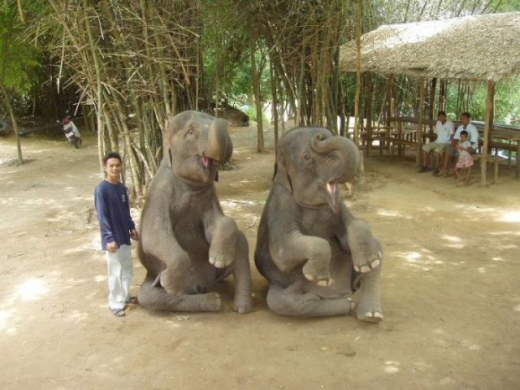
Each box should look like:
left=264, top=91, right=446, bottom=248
left=2, top=0, right=518, bottom=197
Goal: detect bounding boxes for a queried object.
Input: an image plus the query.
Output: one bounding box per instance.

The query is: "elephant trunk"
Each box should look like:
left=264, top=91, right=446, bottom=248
left=311, top=133, right=360, bottom=182
left=205, top=118, right=233, bottom=165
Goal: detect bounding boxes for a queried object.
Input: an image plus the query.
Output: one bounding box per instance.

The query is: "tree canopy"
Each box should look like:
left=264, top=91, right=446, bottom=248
left=2, top=0, right=519, bottom=182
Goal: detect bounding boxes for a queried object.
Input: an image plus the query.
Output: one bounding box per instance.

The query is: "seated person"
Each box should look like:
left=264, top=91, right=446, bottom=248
left=418, top=111, right=453, bottom=174
left=437, top=112, right=479, bottom=177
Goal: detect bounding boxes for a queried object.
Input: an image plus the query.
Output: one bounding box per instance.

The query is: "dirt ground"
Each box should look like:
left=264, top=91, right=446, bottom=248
left=1, top=124, right=519, bottom=390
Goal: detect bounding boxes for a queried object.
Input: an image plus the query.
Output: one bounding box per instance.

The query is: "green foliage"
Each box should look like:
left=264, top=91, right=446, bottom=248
left=0, top=2, right=42, bottom=111
left=445, top=78, right=520, bottom=123
left=202, top=0, right=271, bottom=107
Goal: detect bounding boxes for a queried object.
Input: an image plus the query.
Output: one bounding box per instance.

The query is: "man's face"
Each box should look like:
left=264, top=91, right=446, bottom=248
left=460, top=115, right=470, bottom=126
left=104, top=158, right=122, bottom=181
left=438, top=114, right=446, bottom=123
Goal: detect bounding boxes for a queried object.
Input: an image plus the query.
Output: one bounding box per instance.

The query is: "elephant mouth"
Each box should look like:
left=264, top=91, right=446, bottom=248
left=201, top=153, right=218, bottom=168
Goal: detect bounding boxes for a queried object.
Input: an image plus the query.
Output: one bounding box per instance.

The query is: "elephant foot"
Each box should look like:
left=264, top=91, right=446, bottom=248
left=354, top=252, right=382, bottom=274
left=302, top=262, right=332, bottom=286
left=233, top=294, right=253, bottom=314
left=199, top=292, right=222, bottom=312
left=355, top=296, right=383, bottom=323
left=357, top=309, right=384, bottom=323
left=209, top=250, right=235, bottom=269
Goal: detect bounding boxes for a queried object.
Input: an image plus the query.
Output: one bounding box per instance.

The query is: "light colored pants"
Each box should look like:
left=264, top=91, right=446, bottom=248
left=422, top=142, right=449, bottom=154
left=105, top=245, right=133, bottom=311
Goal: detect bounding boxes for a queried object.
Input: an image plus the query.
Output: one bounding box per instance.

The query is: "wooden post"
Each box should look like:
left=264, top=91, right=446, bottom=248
left=429, top=78, right=437, bottom=131
left=416, top=78, right=426, bottom=166
left=481, top=80, right=495, bottom=187
left=365, top=72, right=373, bottom=157
left=386, top=75, right=393, bottom=126
left=439, top=79, right=446, bottom=111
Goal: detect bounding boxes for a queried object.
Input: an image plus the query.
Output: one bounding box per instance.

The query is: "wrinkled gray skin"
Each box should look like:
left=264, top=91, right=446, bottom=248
left=254, top=127, right=383, bottom=322
left=137, top=111, right=252, bottom=314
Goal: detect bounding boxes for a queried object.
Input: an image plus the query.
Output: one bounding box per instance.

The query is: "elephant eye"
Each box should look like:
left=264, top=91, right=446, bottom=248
left=303, top=153, right=311, bottom=161
left=187, top=128, right=194, bottom=135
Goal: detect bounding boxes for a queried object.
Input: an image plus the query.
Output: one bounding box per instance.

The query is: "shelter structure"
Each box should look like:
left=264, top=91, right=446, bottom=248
left=339, top=12, right=520, bottom=186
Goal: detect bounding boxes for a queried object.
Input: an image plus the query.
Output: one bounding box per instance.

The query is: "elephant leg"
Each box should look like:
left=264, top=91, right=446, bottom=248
left=273, top=234, right=332, bottom=286
left=355, top=256, right=383, bottom=323
left=141, top=228, right=191, bottom=296
left=231, top=232, right=253, bottom=314
left=206, top=215, right=238, bottom=269
left=138, top=274, right=221, bottom=312
left=159, top=251, right=191, bottom=296
left=266, top=284, right=353, bottom=318
left=346, top=219, right=382, bottom=273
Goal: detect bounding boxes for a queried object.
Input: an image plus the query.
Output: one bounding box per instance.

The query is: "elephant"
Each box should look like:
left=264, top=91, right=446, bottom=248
left=254, top=127, right=383, bottom=322
left=137, top=110, right=252, bottom=314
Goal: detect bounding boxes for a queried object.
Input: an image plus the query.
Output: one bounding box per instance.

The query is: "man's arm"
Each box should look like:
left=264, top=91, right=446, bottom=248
left=94, top=187, right=116, bottom=246
left=451, top=126, right=461, bottom=146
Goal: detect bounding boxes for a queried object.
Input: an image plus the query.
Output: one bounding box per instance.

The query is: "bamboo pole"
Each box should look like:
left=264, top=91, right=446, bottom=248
left=416, top=78, right=426, bottom=166
left=354, top=0, right=365, bottom=185
left=365, top=72, right=373, bottom=157
left=481, top=80, right=495, bottom=187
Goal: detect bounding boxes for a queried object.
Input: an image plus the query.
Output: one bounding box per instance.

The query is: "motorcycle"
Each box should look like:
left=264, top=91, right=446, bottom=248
left=61, top=117, right=82, bottom=148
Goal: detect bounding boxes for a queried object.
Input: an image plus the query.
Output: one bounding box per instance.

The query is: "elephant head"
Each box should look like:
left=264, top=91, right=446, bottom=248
left=163, top=111, right=233, bottom=186
left=275, top=127, right=359, bottom=213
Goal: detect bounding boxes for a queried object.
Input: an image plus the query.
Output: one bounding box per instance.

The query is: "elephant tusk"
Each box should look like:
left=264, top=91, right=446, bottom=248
left=326, top=182, right=337, bottom=196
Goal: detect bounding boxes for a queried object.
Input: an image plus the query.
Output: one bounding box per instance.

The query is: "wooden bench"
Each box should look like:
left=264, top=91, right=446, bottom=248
left=472, top=154, right=501, bottom=184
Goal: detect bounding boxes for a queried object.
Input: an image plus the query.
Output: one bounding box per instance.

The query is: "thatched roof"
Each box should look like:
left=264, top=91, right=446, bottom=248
left=339, top=12, right=520, bottom=81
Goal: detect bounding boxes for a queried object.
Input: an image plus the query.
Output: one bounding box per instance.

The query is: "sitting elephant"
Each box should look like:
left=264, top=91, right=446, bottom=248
left=254, top=127, right=383, bottom=322
left=137, top=111, right=252, bottom=314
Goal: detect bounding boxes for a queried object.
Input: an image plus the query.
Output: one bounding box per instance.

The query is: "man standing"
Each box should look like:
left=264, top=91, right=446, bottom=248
left=437, top=112, right=479, bottom=177
left=95, top=152, right=139, bottom=317
left=418, top=111, right=454, bottom=175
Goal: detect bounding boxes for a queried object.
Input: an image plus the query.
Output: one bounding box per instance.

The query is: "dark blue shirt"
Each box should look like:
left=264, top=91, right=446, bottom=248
left=94, top=180, right=136, bottom=251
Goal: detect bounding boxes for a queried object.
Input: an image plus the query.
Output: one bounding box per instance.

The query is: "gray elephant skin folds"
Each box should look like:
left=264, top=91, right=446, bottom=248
left=254, top=127, right=383, bottom=322
left=136, top=111, right=383, bottom=322
left=137, top=111, right=252, bottom=314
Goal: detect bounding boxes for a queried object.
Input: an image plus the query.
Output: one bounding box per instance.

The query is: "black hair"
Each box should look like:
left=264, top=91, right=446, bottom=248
left=460, top=130, right=468, bottom=137
left=103, top=152, right=122, bottom=165
left=461, top=112, right=471, bottom=119
left=437, top=111, right=446, bottom=117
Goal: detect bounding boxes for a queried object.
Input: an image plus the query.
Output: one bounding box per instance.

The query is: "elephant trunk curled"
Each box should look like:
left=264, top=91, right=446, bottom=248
left=311, top=133, right=360, bottom=183
left=205, top=118, right=233, bottom=165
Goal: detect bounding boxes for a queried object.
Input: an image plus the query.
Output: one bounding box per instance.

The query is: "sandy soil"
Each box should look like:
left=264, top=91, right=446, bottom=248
left=1, top=125, right=519, bottom=390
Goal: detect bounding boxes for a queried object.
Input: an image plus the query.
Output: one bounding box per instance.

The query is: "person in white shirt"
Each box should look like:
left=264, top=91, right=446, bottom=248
left=437, top=112, right=479, bottom=177
left=418, top=111, right=454, bottom=174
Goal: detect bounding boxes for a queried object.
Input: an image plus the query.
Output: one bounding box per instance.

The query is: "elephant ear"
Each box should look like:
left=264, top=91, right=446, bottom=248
left=163, top=112, right=193, bottom=168
left=273, top=137, right=293, bottom=192
left=163, top=115, right=176, bottom=168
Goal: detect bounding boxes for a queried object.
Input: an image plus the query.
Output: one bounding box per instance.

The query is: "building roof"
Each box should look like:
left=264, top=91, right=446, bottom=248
left=339, top=12, right=520, bottom=81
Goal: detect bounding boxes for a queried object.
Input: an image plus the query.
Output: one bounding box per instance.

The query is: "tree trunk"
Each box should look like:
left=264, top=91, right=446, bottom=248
left=250, top=40, right=265, bottom=153
left=0, top=85, right=23, bottom=164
